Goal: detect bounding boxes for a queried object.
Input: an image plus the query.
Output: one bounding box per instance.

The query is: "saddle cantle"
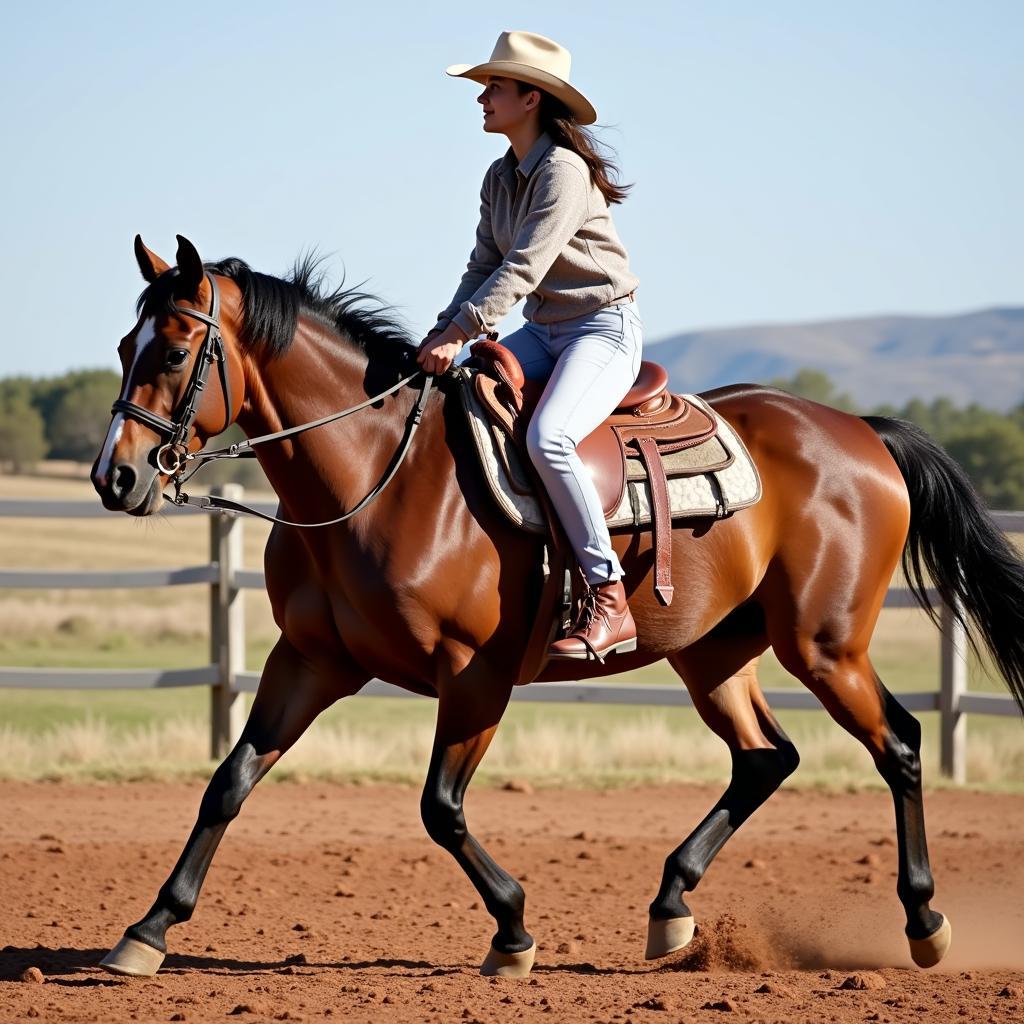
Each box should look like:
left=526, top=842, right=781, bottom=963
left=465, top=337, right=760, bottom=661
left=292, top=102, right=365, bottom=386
left=463, top=340, right=759, bottom=608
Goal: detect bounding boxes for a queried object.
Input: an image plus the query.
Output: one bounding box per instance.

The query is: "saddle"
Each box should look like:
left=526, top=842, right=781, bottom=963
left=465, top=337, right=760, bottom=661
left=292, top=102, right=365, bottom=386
left=466, top=339, right=721, bottom=608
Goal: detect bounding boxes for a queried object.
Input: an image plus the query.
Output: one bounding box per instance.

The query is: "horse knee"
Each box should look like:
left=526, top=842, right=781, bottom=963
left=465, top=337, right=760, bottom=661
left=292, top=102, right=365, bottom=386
left=200, top=742, right=263, bottom=825
left=420, top=791, right=467, bottom=852
left=898, top=860, right=936, bottom=911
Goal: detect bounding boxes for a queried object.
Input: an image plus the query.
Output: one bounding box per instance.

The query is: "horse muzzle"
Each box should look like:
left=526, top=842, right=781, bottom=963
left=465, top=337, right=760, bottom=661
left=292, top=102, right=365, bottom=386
left=91, top=455, right=165, bottom=516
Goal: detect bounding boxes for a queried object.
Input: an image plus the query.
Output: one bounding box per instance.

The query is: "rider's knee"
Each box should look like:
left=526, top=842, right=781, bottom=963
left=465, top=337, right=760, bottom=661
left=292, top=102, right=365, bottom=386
left=525, top=413, right=572, bottom=468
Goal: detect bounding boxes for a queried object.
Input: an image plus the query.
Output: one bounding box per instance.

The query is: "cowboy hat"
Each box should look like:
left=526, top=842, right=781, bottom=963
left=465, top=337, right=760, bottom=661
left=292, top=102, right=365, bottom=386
left=446, top=30, right=597, bottom=126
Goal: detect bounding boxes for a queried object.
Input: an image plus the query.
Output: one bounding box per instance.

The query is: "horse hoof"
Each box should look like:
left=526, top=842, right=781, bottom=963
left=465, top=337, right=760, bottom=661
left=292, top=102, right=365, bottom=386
left=908, top=915, right=952, bottom=968
left=480, top=942, right=536, bottom=977
left=99, top=936, right=165, bottom=977
left=645, top=915, right=696, bottom=960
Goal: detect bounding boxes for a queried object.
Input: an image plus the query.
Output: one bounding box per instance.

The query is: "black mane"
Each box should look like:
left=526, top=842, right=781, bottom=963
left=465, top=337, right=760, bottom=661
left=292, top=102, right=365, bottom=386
left=136, top=253, right=416, bottom=361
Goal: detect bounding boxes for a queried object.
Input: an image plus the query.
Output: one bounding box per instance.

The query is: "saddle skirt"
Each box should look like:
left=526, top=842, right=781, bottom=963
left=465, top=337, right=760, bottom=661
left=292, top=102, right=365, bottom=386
left=457, top=349, right=762, bottom=537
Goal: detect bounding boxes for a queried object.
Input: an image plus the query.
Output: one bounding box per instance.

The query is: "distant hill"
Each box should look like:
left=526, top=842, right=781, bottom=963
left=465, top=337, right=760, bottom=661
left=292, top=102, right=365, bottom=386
left=648, top=307, right=1024, bottom=410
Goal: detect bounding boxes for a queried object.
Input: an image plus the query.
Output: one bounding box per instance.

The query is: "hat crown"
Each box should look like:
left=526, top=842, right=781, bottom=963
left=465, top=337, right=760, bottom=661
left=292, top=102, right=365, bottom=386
left=489, top=30, right=572, bottom=83
left=445, top=30, right=597, bottom=125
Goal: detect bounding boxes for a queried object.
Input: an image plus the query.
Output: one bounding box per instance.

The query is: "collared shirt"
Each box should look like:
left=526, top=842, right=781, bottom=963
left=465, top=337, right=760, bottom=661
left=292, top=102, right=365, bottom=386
left=435, top=132, right=639, bottom=338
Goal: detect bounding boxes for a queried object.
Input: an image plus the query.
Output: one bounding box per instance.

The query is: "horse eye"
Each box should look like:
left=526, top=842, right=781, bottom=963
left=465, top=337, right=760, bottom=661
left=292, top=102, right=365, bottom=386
left=166, top=349, right=190, bottom=369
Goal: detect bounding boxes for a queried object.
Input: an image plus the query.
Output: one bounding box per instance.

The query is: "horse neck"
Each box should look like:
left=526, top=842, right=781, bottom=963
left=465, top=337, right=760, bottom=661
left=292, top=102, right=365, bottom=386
left=234, top=315, right=417, bottom=524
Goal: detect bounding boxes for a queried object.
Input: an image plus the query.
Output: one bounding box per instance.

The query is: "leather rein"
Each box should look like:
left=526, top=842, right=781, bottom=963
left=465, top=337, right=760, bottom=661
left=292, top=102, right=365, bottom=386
left=111, top=272, right=433, bottom=528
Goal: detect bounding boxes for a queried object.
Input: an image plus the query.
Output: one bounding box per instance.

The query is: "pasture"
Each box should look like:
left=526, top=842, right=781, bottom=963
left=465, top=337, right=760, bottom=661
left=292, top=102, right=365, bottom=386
left=1, top=469, right=1022, bottom=789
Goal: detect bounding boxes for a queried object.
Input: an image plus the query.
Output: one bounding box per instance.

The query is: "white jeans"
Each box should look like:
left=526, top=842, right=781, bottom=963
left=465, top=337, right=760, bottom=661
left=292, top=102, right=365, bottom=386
left=501, top=299, right=643, bottom=584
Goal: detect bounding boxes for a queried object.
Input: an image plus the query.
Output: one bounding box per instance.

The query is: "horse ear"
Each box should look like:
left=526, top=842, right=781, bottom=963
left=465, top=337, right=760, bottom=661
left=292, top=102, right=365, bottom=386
left=134, top=234, right=170, bottom=283
left=174, top=234, right=205, bottom=298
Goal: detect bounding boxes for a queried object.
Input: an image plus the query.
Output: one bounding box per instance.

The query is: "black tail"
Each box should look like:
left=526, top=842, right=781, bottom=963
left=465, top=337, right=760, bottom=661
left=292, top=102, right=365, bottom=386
left=863, top=415, right=1024, bottom=713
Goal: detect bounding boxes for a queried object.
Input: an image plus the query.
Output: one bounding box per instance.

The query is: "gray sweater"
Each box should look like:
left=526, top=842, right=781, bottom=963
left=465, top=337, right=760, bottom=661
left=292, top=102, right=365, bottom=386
left=434, top=132, right=640, bottom=339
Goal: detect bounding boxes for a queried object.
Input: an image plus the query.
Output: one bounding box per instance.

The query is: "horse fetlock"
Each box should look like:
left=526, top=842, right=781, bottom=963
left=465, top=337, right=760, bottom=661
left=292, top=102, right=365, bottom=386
left=482, top=876, right=527, bottom=928
left=672, top=851, right=707, bottom=893
left=126, top=906, right=179, bottom=950
left=898, top=865, right=936, bottom=911
left=650, top=873, right=693, bottom=921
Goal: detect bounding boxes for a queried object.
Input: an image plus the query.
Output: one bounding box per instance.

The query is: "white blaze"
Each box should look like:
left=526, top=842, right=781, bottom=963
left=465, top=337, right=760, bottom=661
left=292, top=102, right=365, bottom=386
left=94, top=317, right=159, bottom=485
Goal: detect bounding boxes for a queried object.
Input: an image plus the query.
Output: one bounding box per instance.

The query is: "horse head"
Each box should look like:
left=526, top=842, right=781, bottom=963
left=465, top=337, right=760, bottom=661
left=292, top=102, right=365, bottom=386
left=91, top=235, right=247, bottom=515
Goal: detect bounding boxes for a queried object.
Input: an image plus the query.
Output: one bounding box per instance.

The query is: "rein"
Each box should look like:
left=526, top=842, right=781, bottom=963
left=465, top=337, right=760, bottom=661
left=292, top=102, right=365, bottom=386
left=112, top=272, right=434, bottom=528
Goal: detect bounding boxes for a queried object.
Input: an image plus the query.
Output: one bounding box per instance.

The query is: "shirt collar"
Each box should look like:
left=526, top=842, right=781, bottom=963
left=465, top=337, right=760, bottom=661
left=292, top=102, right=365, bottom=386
left=498, top=132, right=555, bottom=190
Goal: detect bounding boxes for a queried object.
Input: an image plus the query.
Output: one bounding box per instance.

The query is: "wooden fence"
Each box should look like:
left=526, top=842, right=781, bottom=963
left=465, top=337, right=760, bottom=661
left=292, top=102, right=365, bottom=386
left=1, top=485, right=1020, bottom=782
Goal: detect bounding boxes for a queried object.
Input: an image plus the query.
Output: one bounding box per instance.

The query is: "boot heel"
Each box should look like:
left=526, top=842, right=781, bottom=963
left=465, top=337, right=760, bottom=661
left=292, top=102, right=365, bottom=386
left=610, top=637, right=637, bottom=655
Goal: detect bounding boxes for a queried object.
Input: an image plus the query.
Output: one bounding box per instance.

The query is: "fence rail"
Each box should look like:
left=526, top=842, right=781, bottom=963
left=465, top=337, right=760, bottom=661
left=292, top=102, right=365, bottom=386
left=2, top=488, right=1021, bottom=781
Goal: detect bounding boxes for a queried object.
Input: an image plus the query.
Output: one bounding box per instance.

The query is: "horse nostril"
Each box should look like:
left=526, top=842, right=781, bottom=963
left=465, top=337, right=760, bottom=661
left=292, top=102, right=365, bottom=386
left=111, top=463, right=137, bottom=499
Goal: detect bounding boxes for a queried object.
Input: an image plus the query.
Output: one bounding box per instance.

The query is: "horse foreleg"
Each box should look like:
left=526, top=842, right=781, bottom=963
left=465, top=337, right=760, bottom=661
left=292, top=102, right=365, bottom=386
left=419, top=682, right=534, bottom=977
left=646, top=647, right=799, bottom=960
left=100, top=636, right=362, bottom=976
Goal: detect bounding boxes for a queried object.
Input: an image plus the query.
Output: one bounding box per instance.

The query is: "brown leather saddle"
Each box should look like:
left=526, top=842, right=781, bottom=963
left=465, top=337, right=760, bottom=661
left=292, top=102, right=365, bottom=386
left=466, top=339, right=720, bottom=608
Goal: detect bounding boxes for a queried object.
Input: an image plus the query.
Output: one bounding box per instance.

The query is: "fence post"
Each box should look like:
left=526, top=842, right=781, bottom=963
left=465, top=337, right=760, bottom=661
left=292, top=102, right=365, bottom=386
left=209, top=483, right=246, bottom=759
left=939, top=598, right=968, bottom=784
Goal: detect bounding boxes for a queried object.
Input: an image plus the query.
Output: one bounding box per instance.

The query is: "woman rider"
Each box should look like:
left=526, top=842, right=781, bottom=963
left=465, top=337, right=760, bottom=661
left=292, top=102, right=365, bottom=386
left=417, top=30, right=642, bottom=661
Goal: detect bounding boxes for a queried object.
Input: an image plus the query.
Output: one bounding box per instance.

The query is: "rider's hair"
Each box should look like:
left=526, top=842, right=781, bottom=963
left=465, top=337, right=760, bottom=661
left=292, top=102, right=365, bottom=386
left=514, top=80, right=633, bottom=206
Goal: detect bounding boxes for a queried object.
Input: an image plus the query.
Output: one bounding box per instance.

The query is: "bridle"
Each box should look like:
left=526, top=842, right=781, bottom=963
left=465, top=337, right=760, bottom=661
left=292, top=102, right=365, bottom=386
left=110, top=271, right=434, bottom=528
left=112, top=272, right=234, bottom=476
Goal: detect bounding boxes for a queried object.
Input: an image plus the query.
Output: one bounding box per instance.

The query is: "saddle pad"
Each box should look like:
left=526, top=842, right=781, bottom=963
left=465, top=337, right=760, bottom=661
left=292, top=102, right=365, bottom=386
left=458, top=369, right=762, bottom=534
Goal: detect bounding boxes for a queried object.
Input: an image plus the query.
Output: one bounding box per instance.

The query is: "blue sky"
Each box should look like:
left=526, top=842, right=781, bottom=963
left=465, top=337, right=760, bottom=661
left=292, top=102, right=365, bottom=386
left=2, top=1, right=1020, bottom=376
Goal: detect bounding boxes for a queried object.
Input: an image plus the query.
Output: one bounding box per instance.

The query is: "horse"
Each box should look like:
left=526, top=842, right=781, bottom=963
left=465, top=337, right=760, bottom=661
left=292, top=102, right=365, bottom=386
left=90, top=234, right=1024, bottom=979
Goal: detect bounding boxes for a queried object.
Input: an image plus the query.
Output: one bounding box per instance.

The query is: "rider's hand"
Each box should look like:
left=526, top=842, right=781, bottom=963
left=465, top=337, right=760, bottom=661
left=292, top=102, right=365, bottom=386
left=418, top=322, right=469, bottom=375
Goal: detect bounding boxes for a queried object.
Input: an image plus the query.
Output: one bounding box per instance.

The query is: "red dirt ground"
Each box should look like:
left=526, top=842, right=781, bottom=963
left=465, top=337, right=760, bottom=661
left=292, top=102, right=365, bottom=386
left=1, top=781, right=1022, bottom=1023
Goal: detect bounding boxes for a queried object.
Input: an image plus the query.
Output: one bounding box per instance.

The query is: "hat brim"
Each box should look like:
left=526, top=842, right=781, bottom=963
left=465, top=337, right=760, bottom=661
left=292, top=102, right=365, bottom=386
left=446, top=60, right=597, bottom=126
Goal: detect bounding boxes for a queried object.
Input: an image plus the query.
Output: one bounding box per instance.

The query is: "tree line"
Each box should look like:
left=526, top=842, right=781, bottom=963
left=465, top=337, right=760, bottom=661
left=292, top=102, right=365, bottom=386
left=1, top=366, right=1022, bottom=507
left=0, top=369, right=266, bottom=488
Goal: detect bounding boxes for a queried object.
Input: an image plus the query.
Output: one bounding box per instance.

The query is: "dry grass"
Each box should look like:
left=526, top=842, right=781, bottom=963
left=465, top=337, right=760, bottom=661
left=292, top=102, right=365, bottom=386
left=2, top=468, right=1023, bottom=788
left=3, top=710, right=1023, bottom=788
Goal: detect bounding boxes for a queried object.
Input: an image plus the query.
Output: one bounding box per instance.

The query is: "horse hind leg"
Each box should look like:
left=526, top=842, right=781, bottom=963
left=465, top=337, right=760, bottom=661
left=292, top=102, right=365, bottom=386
left=774, top=634, right=950, bottom=968
left=646, top=638, right=799, bottom=960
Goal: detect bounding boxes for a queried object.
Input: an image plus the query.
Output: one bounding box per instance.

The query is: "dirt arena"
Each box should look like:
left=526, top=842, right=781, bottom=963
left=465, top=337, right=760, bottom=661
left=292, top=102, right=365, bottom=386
left=1, top=781, right=1022, bottom=1023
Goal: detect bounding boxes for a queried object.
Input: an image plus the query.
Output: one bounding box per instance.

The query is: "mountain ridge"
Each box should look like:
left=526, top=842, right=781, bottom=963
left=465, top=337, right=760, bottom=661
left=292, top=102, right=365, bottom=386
left=647, top=306, right=1024, bottom=410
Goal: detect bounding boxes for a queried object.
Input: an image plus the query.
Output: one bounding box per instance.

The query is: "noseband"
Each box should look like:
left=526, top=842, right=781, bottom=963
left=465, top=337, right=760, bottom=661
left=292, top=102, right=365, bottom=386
left=108, top=271, right=433, bottom=528
left=111, top=273, right=233, bottom=475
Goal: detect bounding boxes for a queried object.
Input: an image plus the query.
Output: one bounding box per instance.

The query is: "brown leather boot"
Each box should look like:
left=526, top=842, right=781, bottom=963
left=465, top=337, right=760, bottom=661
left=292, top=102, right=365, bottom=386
left=548, top=579, right=638, bottom=662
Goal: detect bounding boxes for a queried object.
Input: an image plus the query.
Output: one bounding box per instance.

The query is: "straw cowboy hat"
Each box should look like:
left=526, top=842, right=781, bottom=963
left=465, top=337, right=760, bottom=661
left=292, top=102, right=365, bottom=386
left=446, top=30, right=597, bottom=126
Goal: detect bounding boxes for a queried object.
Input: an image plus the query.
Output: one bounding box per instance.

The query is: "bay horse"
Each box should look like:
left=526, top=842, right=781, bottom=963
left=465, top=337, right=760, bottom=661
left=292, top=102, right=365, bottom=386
left=91, top=235, right=1024, bottom=978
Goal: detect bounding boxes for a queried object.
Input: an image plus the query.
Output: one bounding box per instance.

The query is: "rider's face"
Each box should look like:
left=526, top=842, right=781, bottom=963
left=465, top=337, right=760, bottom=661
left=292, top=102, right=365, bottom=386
left=477, top=76, right=539, bottom=135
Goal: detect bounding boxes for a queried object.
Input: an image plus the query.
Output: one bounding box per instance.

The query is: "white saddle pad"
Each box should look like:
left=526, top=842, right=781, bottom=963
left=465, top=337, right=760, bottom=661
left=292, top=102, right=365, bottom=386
left=457, top=369, right=762, bottom=535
